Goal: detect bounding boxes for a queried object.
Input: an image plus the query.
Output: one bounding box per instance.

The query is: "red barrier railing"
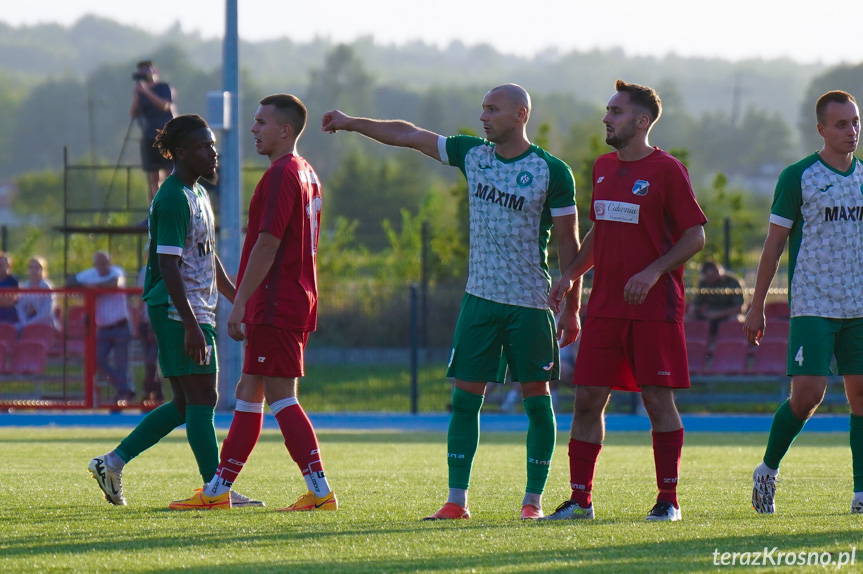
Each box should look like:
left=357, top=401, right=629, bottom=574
left=0, top=287, right=154, bottom=411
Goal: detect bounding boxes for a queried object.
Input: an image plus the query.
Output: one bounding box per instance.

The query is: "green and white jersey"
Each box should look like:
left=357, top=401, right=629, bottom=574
left=771, top=153, right=863, bottom=318
left=439, top=135, right=576, bottom=309
left=142, top=175, right=218, bottom=325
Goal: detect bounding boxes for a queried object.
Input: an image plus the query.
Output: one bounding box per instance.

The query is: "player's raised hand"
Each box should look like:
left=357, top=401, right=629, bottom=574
left=321, top=110, right=350, bottom=133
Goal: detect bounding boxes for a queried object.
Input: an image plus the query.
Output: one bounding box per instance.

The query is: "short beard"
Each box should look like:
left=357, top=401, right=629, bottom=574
left=605, top=132, right=630, bottom=150
left=200, top=169, right=219, bottom=186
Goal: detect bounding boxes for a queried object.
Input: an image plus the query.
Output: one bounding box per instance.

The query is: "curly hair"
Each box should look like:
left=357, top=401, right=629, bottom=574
left=153, top=114, right=210, bottom=160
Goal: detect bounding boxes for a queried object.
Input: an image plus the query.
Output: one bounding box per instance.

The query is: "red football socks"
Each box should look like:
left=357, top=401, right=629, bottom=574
left=216, top=409, right=264, bottom=485
left=652, top=428, right=684, bottom=508
left=568, top=438, right=603, bottom=508
left=275, top=403, right=329, bottom=494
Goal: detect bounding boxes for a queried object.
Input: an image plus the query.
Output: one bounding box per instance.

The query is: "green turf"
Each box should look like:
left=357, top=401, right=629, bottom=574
left=3, top=428, right=861, bottom=572
left=301, top=364, right=454, bottom=412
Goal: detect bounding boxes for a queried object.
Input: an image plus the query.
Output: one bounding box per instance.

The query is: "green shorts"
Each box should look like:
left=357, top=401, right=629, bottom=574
left=147, top=305, right=218, bottom=377
left=787, top=316, right=863, bottom=376
left=446, top=293, right=559, bottom=383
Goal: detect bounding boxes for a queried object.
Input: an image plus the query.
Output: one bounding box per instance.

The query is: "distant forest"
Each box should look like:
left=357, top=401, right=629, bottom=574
left=2, top=15, right=863, bottom=271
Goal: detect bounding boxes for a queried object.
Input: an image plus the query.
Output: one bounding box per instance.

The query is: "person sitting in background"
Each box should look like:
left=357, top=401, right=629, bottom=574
left=686, top=260, right=744, bottom=335
left=16, top=256, right=57, bottom=331
left=0, top=252, right=19, bottom=324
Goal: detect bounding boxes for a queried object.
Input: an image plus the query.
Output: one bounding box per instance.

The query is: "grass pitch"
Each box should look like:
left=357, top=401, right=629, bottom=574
left=2, top=427, right=860, bottom=573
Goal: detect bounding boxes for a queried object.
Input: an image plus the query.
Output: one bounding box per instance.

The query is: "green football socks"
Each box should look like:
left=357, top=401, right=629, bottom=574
left=115, top=401, right=185, bottom=463
left=523, top=394, right=556, bottom=495
left=763, top=400, right=806, bottom=470
left=184, top=404, right=219, bottom=483
left=850, top=414, right=863, bottom=492
left=446, top=388, right=484, bottom=490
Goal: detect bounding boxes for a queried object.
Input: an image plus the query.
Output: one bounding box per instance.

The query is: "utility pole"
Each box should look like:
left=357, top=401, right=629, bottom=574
left=216, top=0, right=242, bottom=410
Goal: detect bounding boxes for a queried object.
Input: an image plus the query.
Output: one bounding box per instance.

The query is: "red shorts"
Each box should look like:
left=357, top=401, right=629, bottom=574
left=243, top=324, right=309, bottom=378
left=573, top=316, right=690, bottom=392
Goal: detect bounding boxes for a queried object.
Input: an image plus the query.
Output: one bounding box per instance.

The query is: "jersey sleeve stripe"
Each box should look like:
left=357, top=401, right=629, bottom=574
left=437, top=136, right=449, bottom=165
left=550, top=205, right=577, bottom=217
left=769, top=213, right=794, bottom=228
left=155, top=245, right=183, bottom=256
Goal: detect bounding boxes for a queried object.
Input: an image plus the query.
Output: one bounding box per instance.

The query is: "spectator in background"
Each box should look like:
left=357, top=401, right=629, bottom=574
left=71, top=251, right=133, bottom=403
left=686, top=260, right=745, bottom=335
left=130, top=60, right=176, bottom=203
left=0, top=252, right=18, bottom=324
left=16, top=256, right=57, bottom=331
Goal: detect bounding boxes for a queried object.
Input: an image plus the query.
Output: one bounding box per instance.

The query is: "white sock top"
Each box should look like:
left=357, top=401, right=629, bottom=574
left=235, top=399, right=265, bottom=413
left=269, top=397, right=299, bottom=416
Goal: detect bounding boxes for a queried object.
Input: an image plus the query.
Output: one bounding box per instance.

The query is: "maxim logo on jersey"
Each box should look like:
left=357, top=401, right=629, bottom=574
left=594, top=200, right=640, bottom=224
left=196, top=238, right=214, bottom=257
left=824, top=205, right=863, bottom=222
left=632, top=179, right=650, bottom=196
left=474, top=183, right=525, bottom=211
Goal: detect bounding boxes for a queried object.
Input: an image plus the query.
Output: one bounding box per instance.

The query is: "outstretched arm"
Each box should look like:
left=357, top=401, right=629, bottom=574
left=321, top=110, right=442, bottom=161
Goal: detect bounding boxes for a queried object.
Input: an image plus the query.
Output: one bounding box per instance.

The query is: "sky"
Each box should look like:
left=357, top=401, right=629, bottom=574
left=2, top=0, right=860, bottom=65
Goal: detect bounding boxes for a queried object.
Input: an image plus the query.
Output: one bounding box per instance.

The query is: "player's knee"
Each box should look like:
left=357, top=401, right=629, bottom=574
left=789, top=390, right=824, bottom=417
left=573, top=387, right=610, bottom=418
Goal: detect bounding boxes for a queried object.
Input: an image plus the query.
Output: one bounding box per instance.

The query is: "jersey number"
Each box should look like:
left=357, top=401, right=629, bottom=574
left=794, top=346, right=804, bottom=367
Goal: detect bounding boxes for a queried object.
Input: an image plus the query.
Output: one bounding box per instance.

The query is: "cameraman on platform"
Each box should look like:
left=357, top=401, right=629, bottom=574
left=130, top=60, right=175, bottom=203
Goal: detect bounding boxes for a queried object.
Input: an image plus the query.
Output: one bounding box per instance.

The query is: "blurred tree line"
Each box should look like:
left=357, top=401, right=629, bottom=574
left=1, top=16, right=861, bottom=297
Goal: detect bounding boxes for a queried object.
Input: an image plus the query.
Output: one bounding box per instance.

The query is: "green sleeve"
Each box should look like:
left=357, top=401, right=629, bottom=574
left=154, top=188, right=191, bottom=252
left=443, top=134, right=485, bottom=173
left=544, top=154, right=576, bottom=209
left=770, top=164, right=803, bottom=225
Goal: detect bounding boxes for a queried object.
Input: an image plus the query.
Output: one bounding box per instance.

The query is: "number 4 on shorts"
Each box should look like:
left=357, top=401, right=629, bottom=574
left=795, top=346, right=804, bottom=367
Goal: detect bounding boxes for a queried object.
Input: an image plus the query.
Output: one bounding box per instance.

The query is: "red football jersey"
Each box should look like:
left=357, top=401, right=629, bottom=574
left=586, top=148, right=706, bottom=322
left=237, top=153, right=322, bottom=331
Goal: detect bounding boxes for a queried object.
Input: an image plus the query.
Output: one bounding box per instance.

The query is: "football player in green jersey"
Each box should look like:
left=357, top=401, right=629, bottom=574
left=322, top=84, right=581, bottom=520
left=88, top=114, right=240, bottom=509
left=745, top=91, right=863, bottom=515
